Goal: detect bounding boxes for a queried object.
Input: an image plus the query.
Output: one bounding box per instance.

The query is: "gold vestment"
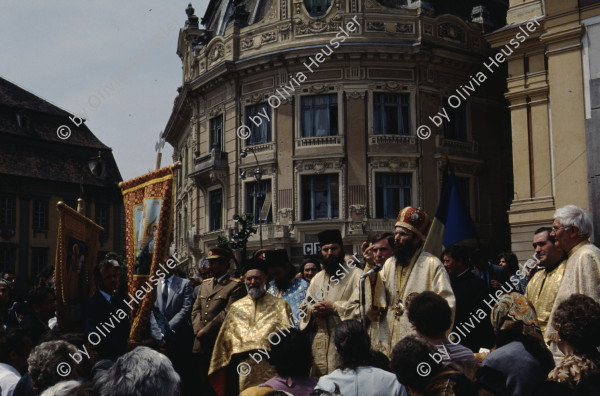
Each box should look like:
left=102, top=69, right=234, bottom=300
left=372, top=251, right=455, bottom=357
left=546, top=242, right=600, bottom=347
left=209, top=292, right=292, bottom=393
left=524, top=258, right=566, bottom=337
left=299, top=266, right=369, bottom=377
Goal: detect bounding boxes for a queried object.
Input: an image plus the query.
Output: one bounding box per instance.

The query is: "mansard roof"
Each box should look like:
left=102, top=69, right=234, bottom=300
left=0, top=77, right=122, bottom=187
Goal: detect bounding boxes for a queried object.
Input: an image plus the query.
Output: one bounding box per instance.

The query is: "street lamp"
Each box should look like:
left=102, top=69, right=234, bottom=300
left=239, top=147, right=263, bottom=248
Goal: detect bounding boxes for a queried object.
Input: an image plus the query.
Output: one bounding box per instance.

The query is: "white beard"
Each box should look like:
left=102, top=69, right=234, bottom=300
left=246, top=283, right=266, bottom=299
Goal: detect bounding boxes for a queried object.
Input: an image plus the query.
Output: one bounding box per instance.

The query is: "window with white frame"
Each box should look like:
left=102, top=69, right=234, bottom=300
left=301, top=94, right=338, bottom=137
left=301, top=174, right=339, bottom=220
left=375, top=173, right=412, bottom=219
left=373, top=93, right=411, bottom=135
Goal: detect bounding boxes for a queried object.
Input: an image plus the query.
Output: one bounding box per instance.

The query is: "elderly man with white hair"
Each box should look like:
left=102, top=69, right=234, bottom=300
left=545, top=204, right=600, bottom=358
left=92, top=346, right=181, bottom=396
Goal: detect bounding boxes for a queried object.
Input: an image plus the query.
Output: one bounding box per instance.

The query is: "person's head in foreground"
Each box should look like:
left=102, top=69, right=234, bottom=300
left=547, top=294, right=600, bottom=388
left=243, top=258, right=268, bottom=300
left=0, top=328, right=33, bottom=372
left=318, top=229, right=345, bottom=276
left=390, top=335, right=444, bottom=394
left=407, top=291, right=452, bottom=342
left=394, top=207, right=430, bottom=265
left=391, top=335, right=486, bottom=396
left=479, top=292, right=555, bottom=396
left=39, top=380, right=81, bottom=396
left=92, top=346, right=180, bottom=396
left=28, top=340, right=79, bottom=394
left=333, top=319, right=371, bottom=370
left=550, top=205, right=592, bottom=253
left=269, top=328, right=313, bottom=378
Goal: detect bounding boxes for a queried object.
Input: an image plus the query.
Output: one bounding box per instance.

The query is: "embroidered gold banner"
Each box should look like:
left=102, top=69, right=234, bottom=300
left=54, top=202, right=103, bottom=331
left=120, top=164, right=177, bottom=340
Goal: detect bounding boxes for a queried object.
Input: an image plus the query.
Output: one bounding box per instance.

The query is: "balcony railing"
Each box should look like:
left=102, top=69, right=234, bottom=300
left=369, top=134, right=416, bottom=145
left=296, top=136, right=344, bottom=148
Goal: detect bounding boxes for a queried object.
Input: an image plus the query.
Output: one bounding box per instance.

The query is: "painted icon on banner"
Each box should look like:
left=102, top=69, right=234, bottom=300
left=134, top=198, right=162, bottom=274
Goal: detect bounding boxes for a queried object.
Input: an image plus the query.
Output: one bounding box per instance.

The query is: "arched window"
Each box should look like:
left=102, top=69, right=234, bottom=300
left=303, top=0, right=331, bottom=17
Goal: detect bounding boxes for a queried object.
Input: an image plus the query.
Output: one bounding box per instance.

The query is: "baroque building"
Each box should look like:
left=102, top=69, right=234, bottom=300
left=487, top=0, right=600, bottom=259
left=163, top=0, right=513, bottom=267
left=0, top=77, right=124, bottom=291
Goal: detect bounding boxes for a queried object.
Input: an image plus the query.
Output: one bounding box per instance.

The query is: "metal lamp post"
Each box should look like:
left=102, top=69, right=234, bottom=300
left=239, top=147, right=263, bottom=249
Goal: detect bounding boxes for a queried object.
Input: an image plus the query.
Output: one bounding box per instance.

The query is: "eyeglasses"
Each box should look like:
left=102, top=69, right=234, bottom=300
left=551, top=225, right=569, bottom=232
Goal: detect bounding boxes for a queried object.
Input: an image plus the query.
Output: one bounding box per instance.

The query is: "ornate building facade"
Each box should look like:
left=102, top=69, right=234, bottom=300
left=164, top=0, right=513, bottom=267
left=487, top=0, right=600, bottom=259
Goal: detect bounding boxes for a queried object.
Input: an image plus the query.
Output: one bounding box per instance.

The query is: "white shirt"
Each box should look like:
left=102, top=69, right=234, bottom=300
left=0, top=363, right=21, bottom=396
left=316, top=366, right=407, bottom=396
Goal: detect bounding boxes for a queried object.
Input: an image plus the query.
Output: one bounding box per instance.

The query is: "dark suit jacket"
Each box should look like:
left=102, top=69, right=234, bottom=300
left=472, top=263, right=508, bottom=293
left=154, top=275, right=193, bottom=333
left=83, top=290, right=130, bottom=360
left=191, top=276, right=246, bottom=354
left=451, top=270, right=495, bottom=351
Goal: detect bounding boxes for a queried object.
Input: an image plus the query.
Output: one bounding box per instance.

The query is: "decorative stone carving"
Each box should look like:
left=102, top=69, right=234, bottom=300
left=209, top=106, right=224, bottom=117
left=424, top=23, right=433, bottom=36
left=261, top=31, right=277, bottom=44
left=396, top=23, right=414, bottom=33
left=278, top=208, right=294, bottom=226
left=367, top=22, right=385, bottom=32
left=348, top=204, right=367, bottom=235
left=279, top=23, right=292, bottom=40
left=241, top=35, right=254, bottom=50
left=295, top=159, right=344, bottom=172
left=438, top=23, right=465, bottom=42
left=295, top=17, right=343, bottom=35
left=346, top=90, right=366, bottom=99
left=365, top=0, right=384, bottom=9
left=308, top=84, right=328, bottom=94
left=208, top=43, right=225, bottom=63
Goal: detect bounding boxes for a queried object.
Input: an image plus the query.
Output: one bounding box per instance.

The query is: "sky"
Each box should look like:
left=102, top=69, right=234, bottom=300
left=1, top=0, right=210, bottom=180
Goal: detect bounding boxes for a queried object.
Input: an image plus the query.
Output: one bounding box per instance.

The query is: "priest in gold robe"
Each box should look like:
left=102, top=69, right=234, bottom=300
left=546, top=205, right=600, bottom=359
left=208, top=258, right=292, bottom=396
left=372, top=207, right=455, bottom=357
left=299, top=229, right=369, bottom=377
left=525, top=227, right=567, bottom=337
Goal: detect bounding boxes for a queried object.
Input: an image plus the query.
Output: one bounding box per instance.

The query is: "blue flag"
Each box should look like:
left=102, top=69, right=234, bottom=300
left=423, top=168, right=477, bottom=256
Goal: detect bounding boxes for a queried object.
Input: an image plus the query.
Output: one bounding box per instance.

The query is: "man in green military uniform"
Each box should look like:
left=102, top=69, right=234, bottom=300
left=192, top=246, right=246, bottom=395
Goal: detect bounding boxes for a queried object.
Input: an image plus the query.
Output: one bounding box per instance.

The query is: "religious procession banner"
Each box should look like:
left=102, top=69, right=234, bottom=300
left=55, top=202, right=103, bottom=331
left=120, top=164, right=177, bottom=340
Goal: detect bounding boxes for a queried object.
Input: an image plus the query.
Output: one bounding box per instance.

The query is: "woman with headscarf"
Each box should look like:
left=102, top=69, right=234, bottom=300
left=547, top=293, right=600, bottom=389
left=479, top=292, right=555, bottom=396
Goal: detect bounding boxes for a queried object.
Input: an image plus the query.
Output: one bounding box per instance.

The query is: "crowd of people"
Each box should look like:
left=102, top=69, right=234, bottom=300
left=0, top=204, right=599, bottom=396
